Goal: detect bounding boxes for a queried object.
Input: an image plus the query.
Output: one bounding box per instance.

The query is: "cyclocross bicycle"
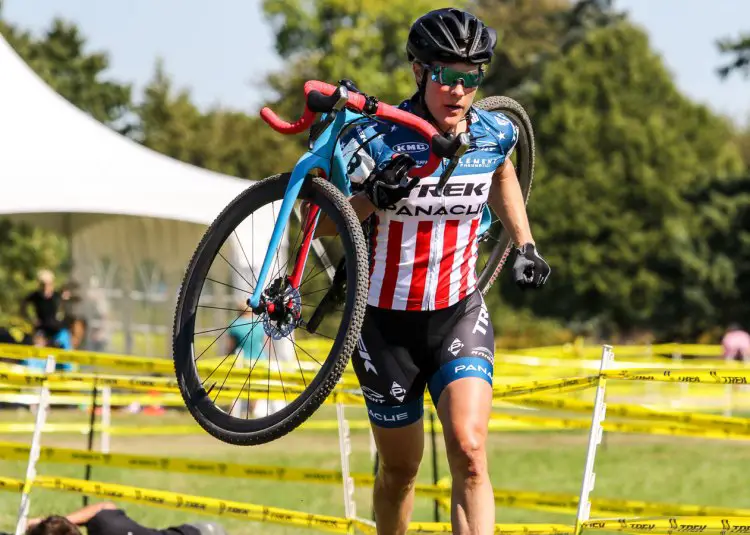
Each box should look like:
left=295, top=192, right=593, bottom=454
left=173, top=80, right=535, bottom=445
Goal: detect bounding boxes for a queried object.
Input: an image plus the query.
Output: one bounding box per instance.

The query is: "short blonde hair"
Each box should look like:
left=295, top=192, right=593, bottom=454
left=37, top=269, right=55, bottom=285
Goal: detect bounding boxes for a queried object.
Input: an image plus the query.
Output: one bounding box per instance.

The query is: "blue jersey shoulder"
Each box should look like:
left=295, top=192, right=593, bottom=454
left=471, top=108, right=519, bottom=159
left=338, top=97, right=519, bottom=185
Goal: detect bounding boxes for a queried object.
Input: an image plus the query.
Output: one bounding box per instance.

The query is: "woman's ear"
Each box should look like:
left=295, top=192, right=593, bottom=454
left=412, top=62, right=423, bottom=84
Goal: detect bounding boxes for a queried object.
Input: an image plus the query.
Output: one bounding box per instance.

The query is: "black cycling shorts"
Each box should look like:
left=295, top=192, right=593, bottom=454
left=350, top=290, right=495, bottom=428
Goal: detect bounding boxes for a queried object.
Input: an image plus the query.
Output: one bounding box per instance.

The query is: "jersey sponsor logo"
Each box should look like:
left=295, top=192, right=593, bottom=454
left=390, top=381, right=406, bottom=402
left=393, top=142, right=429, bottom=153
left=458, top=156, right=503, bottom=168
left=472, top=304, right=490, bottom=336
left=357, top=337, right=378, bottom=375
left=454, top=362, right=492, bottom=380
left=448, top=338, right=464, bottom=356
left=361, top=386, right=385, bottom=404
left=417, top=182, right=486, bottom=198
left=390, top=202, right=486, bottom=217
left=471, top=346, right=494, bottom=365
left=368, top=409, right=409, bottom=423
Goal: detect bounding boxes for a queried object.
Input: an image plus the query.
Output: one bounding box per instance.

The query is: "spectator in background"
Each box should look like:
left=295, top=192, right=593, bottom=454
left=19, top=269, right=70, bottom=350
left=25, top=501, right=228, bottom=535
left=721, top=323, right=750, bottom=362
left=19, top=269, right=74, bottom=372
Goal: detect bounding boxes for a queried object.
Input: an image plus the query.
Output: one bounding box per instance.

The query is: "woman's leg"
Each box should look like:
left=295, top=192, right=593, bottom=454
left=349, top=307, right=427, bottom=535
left=436, top=377, right=494, bottom=534
left=370, top=416, right=425, bottom=534
left=428, top=292, right=496, bottom=534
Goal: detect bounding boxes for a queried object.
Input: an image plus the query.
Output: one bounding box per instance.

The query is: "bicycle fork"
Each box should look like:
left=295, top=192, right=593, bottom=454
left=248, top=157, right=324, bottom=310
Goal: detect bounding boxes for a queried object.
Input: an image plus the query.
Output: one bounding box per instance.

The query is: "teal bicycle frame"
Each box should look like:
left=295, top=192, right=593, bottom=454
left=248, top=108, right=358, bottom=309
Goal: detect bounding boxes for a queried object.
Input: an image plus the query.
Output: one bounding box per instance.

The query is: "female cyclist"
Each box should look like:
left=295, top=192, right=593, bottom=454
left=322, top=8, right=551, bottom=534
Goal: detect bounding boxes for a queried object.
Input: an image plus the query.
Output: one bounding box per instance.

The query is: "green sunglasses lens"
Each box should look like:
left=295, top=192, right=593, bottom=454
left=431, top=65, right=483, bottom=88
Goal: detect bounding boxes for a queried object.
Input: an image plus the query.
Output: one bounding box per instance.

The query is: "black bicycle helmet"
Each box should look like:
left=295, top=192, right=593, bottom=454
left=406, top=8, right=497, bottom=65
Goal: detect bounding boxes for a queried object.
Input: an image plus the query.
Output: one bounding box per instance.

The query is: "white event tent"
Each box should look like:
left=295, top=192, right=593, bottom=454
left=0, top=34, right=290, bottom=360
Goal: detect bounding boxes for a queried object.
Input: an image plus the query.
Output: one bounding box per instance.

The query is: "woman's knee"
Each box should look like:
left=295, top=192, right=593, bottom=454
left=445, top=421, right=488, bottom=479
left=378, top=455, right=421, bottom=491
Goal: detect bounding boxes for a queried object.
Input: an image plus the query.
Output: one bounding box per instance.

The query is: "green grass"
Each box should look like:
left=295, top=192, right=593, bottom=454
left=0, top=406, right=749, bottom=534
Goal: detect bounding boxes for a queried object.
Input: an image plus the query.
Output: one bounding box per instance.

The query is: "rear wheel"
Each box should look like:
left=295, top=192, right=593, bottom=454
left=473, top=96, right=536, bottom=293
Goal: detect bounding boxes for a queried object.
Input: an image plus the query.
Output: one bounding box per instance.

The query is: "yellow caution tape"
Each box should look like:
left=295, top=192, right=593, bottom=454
left=508, top=396, right=750, bottom=434
left=0, top=418, right=536, bottom=436
left=488, top=412, right=750, bottom=441
left=0, top=442, right=357, bottom=485
left=355, top=517, right=575, bottom=535
left=8, top=438, right=749, bottom=518
left=0, top=342, right=362, bottom=388
left=491, top=375, right=598, bottom=399
left=3, top=440, right=746, bottom=522
left=405, top=522, right=575, bottom=534
left=0, top=343, right=171, bottom=371
left=0, top=475, right=350, bottom=533
left=606, top=369, right=750, bottom=385
left=0, top=472, right=582, bottom=535
left=581, top=517, right=750, bottom=534
left=484, top=490, right=750, bottom=518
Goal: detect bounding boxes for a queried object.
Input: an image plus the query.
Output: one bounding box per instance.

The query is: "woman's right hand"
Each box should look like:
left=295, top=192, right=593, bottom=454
left=363, top=154, right=418, bottom=209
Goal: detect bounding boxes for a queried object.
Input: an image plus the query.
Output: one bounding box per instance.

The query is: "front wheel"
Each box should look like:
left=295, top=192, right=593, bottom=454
left=173, top=173, right=368, bottom=446
left=473, top=96, right=536, bottom=294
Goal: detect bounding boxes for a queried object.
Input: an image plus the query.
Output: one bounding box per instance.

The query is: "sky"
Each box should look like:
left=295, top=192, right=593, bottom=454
left=3, top=0, right=749, bottom=125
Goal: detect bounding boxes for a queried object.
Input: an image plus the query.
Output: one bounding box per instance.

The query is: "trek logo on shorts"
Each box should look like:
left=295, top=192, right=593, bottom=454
left=357, top=337, right=378, bottom=375
left=472, top=304, right=490, bottom=336
left=448, top=338, right=464, bottom=356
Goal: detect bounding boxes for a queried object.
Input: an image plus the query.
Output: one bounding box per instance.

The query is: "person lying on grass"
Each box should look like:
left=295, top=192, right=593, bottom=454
left=24, top=501, right=227, bottom=535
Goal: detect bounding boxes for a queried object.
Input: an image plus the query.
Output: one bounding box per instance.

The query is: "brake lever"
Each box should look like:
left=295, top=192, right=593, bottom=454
left=307, top=85, right=351, bottom=149
left=435, top=132, right=470, bottom=195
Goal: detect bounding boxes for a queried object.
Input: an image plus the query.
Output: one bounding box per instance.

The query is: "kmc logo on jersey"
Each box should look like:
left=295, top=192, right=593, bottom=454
left=393, top=142, right=429, bottom=153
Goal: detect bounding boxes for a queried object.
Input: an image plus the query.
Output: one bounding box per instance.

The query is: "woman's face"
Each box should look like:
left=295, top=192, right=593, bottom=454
left=413, top=61, right=482, bottom=131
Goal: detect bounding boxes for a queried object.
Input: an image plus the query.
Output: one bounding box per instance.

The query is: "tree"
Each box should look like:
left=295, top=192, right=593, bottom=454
left=469, top=0, right=570, bottom=98
left=717, top=33, right=750, bottom=80
left=498, top=22, right=746, bottom=339
left=735, top=124, right=750, bottom=169
left=472, top=0, right=624, bottom=99
left=261, top=0, right=460, bottom=111
left=136, top=60, right=301, bottom=179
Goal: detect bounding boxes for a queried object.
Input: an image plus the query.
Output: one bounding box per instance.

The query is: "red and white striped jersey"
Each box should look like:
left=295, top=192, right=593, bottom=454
left=341, top=97, right=518, bottom=311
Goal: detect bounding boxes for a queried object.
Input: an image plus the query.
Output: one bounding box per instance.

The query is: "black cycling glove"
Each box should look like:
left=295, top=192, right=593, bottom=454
left=364, top=154, right=418, bottom=209
left=512, top=243, right=551, bottom=289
